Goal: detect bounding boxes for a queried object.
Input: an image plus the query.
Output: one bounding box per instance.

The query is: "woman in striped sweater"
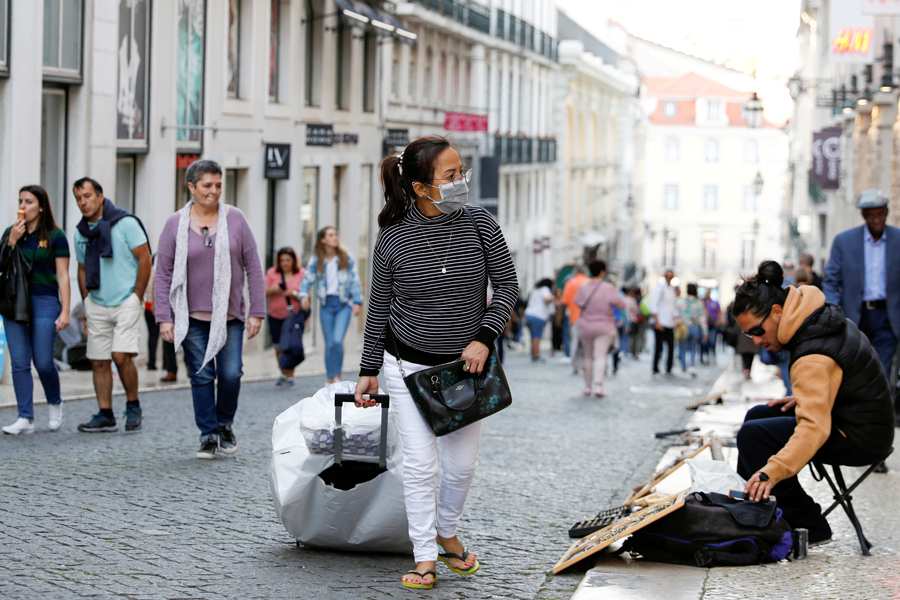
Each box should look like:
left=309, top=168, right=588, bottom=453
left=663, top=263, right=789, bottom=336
left=355, top=136, right=517, bottom=590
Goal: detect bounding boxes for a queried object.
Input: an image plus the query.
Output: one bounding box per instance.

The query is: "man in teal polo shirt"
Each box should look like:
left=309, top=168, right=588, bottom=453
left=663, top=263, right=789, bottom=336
left=72, top=177, right=152, bottom=433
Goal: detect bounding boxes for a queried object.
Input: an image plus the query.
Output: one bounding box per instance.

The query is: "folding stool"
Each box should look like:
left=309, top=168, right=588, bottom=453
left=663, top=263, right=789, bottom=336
left=810, top=448, right=893, bottom=556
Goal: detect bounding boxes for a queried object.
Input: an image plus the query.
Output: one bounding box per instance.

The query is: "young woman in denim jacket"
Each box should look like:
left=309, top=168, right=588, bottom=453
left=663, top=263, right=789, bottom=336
left=298, top=226, right=363, bottom=383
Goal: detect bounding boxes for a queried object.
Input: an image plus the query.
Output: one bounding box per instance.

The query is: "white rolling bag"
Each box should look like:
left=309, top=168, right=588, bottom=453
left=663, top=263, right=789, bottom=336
left=269, top=381, right=412, bottom=553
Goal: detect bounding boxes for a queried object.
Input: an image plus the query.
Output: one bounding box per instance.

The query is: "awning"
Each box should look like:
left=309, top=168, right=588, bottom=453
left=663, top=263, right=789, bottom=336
left=353, top=1, right=417, bottom=45
left=334, top=0, right=369, bottom=29
left=580, top=231, right=608, bottom=247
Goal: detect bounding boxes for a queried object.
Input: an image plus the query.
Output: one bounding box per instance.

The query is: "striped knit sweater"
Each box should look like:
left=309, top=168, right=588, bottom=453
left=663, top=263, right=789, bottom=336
left=359, top=204, right=518, bottom=376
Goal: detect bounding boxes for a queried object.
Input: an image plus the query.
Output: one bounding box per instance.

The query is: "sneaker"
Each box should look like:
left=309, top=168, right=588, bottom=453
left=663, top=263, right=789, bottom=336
left=48, top=403, right=64, bottom=431
left=283, top=377, right=296, bottom=388
left=218, top=424, right=238, bottom=455
left=124, top=404, right=142, bottom=432
left=275, top=375, right=287, bottom=387
left=689, top=366, right=697, bottom=378
left=2, top=417, right=35, bottom=435
left=77, top=412, right=118, bottom=433
left=196, top=437, right=217, bottom=460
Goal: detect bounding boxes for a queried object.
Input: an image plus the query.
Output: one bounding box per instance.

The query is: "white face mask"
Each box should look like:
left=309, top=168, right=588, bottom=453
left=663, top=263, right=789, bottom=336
left=424, top=176, right=470, bottom=214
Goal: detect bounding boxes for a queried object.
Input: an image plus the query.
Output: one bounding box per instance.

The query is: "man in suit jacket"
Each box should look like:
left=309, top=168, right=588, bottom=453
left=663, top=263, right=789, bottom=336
left=823, top=189, right=900, bottom=381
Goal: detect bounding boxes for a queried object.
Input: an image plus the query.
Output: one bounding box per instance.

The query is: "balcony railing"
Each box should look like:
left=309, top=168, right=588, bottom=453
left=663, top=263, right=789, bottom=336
left=411, top=0, right=557, bottom=61
left=494, top=136, right=556, bottom=164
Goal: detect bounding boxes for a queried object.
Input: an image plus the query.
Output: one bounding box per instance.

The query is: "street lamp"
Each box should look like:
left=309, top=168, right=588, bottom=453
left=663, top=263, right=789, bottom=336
left=753, top=172, right=764, bottom=196
left=745, top=92, right=763, bottom=128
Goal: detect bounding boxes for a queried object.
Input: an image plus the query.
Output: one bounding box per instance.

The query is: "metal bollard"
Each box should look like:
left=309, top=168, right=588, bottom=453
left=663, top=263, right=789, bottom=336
left=793, top=528, right=808, bottom=560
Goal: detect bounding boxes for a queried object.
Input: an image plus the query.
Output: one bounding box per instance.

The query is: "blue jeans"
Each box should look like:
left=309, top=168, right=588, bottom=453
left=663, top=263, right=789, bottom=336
left=5, top=295, right=61, bottom=420
left=858, top=307, right=898, bottom=377
left=320, top=295, right=352, bottom=379
left=181, top=318, right=245, bottom=438
left=526, top=315, right=547, bottom=340
left=561, top=313, right=571, bottom=357
left=678, top=325, right=701, bottom=371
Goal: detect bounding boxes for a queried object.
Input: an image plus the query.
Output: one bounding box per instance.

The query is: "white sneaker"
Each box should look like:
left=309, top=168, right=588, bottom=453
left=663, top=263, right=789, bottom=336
left=2, top=417, right=35, bottom=435
left=48, top=403, right=64, bottom=431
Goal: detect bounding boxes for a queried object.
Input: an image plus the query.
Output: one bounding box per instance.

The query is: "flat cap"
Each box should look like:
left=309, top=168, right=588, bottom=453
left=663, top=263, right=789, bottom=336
left=856, top=188, right=889, bottom=209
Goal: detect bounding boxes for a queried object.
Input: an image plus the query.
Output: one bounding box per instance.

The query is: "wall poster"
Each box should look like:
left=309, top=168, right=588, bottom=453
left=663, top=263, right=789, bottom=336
left=177, top=0, right=205, bottom=150
left=117, top=0, right=151, bottom=150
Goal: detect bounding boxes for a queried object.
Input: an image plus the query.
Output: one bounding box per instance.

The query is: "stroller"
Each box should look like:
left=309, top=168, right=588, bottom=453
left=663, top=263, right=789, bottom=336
left=269, top=381, right=412, bottom=553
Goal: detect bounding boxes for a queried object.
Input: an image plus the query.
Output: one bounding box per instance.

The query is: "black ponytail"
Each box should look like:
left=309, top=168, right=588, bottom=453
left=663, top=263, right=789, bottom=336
left=732, top=260, right=790, bottom=317
left=378, top=135, right=457, bottom=228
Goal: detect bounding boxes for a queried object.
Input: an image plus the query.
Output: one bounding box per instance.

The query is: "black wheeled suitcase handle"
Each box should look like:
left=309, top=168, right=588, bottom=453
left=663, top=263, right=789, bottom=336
left=332, top=393, right=391, bottom=470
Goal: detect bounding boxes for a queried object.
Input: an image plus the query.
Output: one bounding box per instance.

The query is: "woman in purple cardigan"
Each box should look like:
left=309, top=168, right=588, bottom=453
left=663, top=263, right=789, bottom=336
left=154, top=160, right=265, bottom=460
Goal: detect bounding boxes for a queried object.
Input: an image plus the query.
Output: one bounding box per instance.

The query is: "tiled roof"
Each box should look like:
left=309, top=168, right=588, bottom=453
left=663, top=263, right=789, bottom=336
left=643, top=72, right=750, bottom=100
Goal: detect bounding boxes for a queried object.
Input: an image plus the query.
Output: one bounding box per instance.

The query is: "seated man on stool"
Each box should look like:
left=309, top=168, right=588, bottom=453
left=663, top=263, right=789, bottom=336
left=733, top=260, right=894, bottom=545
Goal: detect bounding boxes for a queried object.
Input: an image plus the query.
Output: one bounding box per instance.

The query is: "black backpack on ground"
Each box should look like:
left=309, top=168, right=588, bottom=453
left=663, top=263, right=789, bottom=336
left=621, top=492, right=793, bottom=567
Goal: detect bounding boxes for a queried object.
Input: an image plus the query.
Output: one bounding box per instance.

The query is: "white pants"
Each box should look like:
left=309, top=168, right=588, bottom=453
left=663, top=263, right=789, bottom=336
left=382, top=351, right=482, bottom=562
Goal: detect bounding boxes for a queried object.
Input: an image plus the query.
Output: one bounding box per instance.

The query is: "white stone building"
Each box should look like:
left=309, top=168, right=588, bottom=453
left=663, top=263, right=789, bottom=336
left=0, top=0, right=416, bottom=359
left=640, top=72, right=788, bottom=303
left=386, top=0, right=559, bottom=291
left=553, top=11, right=640, bottom=285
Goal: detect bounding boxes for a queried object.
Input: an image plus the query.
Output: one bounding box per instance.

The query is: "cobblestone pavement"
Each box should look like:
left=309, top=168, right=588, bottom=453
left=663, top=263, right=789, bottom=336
left=0, top=345, right=722, bottom=600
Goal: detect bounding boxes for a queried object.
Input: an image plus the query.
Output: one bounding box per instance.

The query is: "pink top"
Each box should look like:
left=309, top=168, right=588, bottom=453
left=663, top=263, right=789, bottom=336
left=266, top=266, right=305, bottom=320
left=573, top=279, right=626, bottom=337
left=154, top=206, right=266, bottom=323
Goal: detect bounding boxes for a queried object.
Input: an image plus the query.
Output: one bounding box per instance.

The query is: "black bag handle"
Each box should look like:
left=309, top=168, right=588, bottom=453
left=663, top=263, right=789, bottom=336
left=333, top=393, right=390, bottom=470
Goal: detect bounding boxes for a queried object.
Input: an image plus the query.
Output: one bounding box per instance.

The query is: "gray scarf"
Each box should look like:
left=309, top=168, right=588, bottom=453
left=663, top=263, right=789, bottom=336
left=170, top=199, right=231, bottom=369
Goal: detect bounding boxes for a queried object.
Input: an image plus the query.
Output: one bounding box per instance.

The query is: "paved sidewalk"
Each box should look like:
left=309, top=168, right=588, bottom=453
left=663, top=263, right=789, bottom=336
left=572, top=359, right=900, bottom=600
left=0, top=343, right=362, bottom=408
left=0, top=343, right=726, bottom=600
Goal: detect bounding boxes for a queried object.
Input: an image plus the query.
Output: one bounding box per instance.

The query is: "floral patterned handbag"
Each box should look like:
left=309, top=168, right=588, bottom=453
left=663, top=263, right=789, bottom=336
left=389, top=208, right=512, bottom=436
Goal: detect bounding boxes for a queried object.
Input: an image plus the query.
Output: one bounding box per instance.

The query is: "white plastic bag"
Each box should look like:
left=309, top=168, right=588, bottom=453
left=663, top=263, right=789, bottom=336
left=269, top=381, right=412, bottom=553
left=687, top=458, right=747, bottom=495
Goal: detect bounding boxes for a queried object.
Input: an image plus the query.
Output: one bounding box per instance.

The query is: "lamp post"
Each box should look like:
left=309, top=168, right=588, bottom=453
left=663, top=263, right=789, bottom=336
left=753, top=171, right=764, bottom=197
left=745, top=92, right=763, bottom=128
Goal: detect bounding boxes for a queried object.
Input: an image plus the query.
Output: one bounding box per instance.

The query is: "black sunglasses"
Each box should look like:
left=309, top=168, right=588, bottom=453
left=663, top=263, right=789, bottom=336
left=742, top=306, right=772, bottom=338
left=201, top=226, right=212, bottom=247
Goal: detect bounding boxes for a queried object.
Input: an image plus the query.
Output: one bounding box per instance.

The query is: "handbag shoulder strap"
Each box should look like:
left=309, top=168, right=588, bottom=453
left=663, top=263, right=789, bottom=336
left=577, top=280, right=601, bottom=310
left=462, top=207, right=489, bottom=304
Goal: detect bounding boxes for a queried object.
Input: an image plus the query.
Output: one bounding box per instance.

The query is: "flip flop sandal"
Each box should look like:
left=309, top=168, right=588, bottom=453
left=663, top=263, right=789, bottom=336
left=402, top=570, right=436, bottom=589
left=438, top=547, right=480, bottom=575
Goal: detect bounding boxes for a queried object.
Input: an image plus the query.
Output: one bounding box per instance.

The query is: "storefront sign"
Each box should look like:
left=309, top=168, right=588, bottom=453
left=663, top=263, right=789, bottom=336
left=117, top=0, right=150, bottom=150
left=265, top=143, right=290, bottom=179
left=829, top=2, right=875, bottom=64
left=810, top=128, right=841, bottom=189
left=175, top=154, right=199, bottom=170
left=385, top=129, right=410, bottom=148
left=176, top=0, right=206, bottom=150
left=307, top=124, right=333, bottom=146
left=862, top=0, right=900, bottom=15
left=444, top=112, right=488, bottom=132
left=305, top=125, right=359, bottom=147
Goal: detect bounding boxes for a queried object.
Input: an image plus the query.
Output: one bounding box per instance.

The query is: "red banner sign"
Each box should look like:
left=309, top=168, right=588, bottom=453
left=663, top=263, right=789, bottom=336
left=444, top=112, right=488, bottom=132
left=176, top=154, right=199, bottom=170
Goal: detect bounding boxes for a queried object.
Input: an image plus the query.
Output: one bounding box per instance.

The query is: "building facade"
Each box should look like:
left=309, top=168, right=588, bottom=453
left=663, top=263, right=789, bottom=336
left=553, top=12, right=639, bottom=285
left=0, top=0, right=415, bottom=358
left=640, top=72, right=788, bottom=303
left=386, top=0, right=559, bottom=291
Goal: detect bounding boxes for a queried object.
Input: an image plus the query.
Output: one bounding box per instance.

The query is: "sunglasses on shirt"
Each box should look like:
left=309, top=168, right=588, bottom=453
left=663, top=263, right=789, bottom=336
left=201, top=226, right=212, bottom=247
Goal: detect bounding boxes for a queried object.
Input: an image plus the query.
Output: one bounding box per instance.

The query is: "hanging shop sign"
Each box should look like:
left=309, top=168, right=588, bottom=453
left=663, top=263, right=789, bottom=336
left=861, top=0, right=900, bottom=15
left=175, top=154, right=199, bottom=170
left=306, top=124, right=359, bottom=146
left=829, top=2, right=875, bottom=64
left=117, top=0, right=151, bottom=151
left=810, top=128, right=841, bottom=190
left=385, top=129, right=410, bottom=148
left=444, top=112, right=488, bottom=132
left=265, top=143, right=291, bottom=179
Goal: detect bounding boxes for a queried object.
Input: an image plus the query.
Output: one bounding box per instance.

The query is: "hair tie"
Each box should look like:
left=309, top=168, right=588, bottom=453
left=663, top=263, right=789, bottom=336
left=761, top=277, right=769, bottom=285
left=396, top=152, right=404, bottom=176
